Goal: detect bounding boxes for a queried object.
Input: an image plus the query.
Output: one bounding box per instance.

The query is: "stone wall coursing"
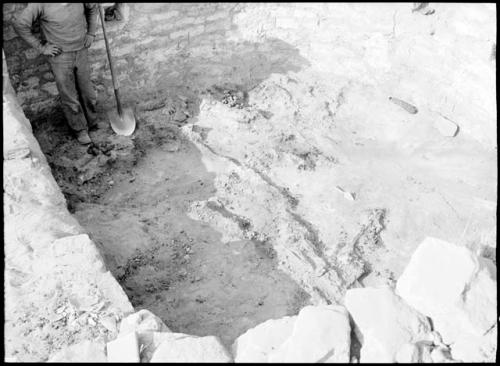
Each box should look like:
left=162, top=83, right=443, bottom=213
left=3, top=52, right=134, bottom=362
left=228, top=3, right=497, bottom=148
left=4, top=3, right=496, bottom=147
left=3, top=3, right=245, bottom=120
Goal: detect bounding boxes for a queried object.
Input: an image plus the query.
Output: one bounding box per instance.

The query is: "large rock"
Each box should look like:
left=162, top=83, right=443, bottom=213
left=396, top=237, right=497, bottom=362
left=449, top=324, right=497, bottom=363
left=268, top=305, right=351, bottom=363
left=232, top=316, right=297, bottom=362
left=345, top=287, right=432, bottom=362
left=106, top=331, right=140, bottom=362
left=149, top=333, right=232, bottom=363
left=119, top=309, right=170, bottom=335
left=394, top=341, right=437, bottom=363
left=135, top=331, right=174, bottom=363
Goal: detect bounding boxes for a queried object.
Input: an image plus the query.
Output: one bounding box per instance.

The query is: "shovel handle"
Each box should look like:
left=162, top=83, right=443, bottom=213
left=98, top=4, right=123, bottom=116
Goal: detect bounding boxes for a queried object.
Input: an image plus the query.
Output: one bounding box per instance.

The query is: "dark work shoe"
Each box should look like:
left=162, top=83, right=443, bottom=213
left=77, top=130, right=92, bottom=145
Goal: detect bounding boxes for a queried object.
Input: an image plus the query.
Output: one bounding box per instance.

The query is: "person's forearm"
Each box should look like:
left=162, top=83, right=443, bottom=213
left=85, top=3, right=98, bottom=36
left=13, top=4, right=44, bottom=52
left=14, top=23, right=44, bottom=51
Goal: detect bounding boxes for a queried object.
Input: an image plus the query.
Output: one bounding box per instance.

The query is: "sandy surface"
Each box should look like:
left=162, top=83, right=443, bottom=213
left=73, top=131, right=310, bottom=347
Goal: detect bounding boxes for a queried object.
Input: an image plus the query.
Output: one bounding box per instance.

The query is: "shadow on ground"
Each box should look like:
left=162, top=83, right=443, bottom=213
left=30, top=35, right=311, bottom=347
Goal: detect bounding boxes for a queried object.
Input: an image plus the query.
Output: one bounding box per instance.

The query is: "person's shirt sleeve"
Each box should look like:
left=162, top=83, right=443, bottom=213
left=84, top=3, right=98, bottom=36
left=13, top=3, right=44, bottom=52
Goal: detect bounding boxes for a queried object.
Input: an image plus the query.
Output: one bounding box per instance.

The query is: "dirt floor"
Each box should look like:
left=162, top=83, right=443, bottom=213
left=31, top=90, right=311, bottom=348
left=31, top=63, right=496, bottom=349
left=31, top=56, right=497, bottom=347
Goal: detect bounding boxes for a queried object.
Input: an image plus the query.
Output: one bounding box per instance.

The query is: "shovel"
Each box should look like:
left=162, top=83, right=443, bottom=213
left=98, top=4, right=136, bottom=136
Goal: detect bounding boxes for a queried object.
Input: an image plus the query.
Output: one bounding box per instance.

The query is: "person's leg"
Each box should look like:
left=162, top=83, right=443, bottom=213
left=49, top=52, right=89, bottom=133
left=75, top=47, right=98, bottom=129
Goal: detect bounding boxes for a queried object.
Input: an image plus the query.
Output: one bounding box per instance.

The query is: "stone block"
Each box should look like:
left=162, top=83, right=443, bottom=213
left=172, top=16, right=196, bottom=27
left=3, top=25, right=17, bottom=41
left=16, top=89, right=39, bottom=104
left=50, top=234, right=105, bottom=272
left=42, top=72, right=54, bottom=81
left=345, top=287, right=432, bottom=362
left=204, top=20, right=232, bottom=33
left=206, top=11, right=230, bottom=22
left=232, top=315, right=297, bottom=362
left=119, top=309, right=170, bottom=335
left=150, top=333, right=232, bottom=363
left=150, top=23, right=177, bottom=36
left=41, top=82, right=58, bottom=96
left=30, top=99, right=57, bottom=116
left=150, top=11, right=179, bottom=22
left=92, top=39, right=106, bottom=50
left=24, top=48, right=40, bottom=60
left=106, top=331, right=140, bottom=362
left=19, top=76, right=40, bottom=89
left=268, top=305, right=351, bottom=363
left=394, top=342, right=420, bottom=363
left=396, top=237, right=497, bottom=362
left=276, top=17, right=300, bottom=30
left=450, top=325, right=497, bottom=363
left=170, top=25, right=205, bottom=40
left=434, top=114, right=459, bottom=137
left=95, top=272, right=135, bottom=314
left=114, top=43, right=136, bottom=58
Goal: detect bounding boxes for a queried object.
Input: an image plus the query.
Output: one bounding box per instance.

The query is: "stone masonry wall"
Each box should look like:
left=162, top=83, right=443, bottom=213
left=3, top=50, right=134, bottom=362
left=3, top=3, right=242, bottom=120
left=3, top=3, right=496, bottom=147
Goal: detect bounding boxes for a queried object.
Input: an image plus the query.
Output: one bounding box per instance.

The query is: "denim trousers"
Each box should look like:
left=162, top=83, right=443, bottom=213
left=48, top=47, right=97, bottom=132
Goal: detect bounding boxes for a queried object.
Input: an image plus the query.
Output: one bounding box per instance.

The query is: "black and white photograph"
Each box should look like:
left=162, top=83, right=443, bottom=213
left=2, top=2, right=497, bottom=363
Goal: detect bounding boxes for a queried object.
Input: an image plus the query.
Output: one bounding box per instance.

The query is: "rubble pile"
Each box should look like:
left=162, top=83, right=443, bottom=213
left=45, top=238, right=496, bottom=362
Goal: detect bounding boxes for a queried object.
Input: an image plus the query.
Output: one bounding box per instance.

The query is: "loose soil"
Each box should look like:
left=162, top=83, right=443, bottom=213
left=31, top=91, right=311, bottom=348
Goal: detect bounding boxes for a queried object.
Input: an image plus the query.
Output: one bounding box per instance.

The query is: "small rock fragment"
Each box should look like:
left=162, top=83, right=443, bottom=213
left=100, top=314, right=118, bottom=333
left=434, top=115, right=459, bottom=137
left=173, top=110, right=188, bottom=122
left=6, top=147, right=31, bottom=160
left=119, top=309, right=170, bottom=335
left=344, top=191, right=356, bottom=201
left=335, top=185, right=355, bottom=200
left=389, top=96, right=418, bottom=114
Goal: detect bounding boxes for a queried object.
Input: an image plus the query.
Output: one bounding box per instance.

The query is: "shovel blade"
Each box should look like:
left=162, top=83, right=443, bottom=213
left=107, top=107, right=136, bottom=136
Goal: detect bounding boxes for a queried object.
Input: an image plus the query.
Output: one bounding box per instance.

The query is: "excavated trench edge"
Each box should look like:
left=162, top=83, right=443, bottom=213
left=3, top=52, right=369, bottom=359
left=2, top=83, right=312, bottom=360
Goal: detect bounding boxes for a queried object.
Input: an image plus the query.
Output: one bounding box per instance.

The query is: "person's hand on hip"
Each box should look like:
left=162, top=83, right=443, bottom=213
left=84, top=33, right=95, bottom=48
left=41, top=43, right=62, bottom=57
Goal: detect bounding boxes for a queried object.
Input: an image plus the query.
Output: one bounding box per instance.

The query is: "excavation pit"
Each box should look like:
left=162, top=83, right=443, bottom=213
left=30, top=103, right=312, bottom=348
left=3, top=3, right=496, bottom=362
